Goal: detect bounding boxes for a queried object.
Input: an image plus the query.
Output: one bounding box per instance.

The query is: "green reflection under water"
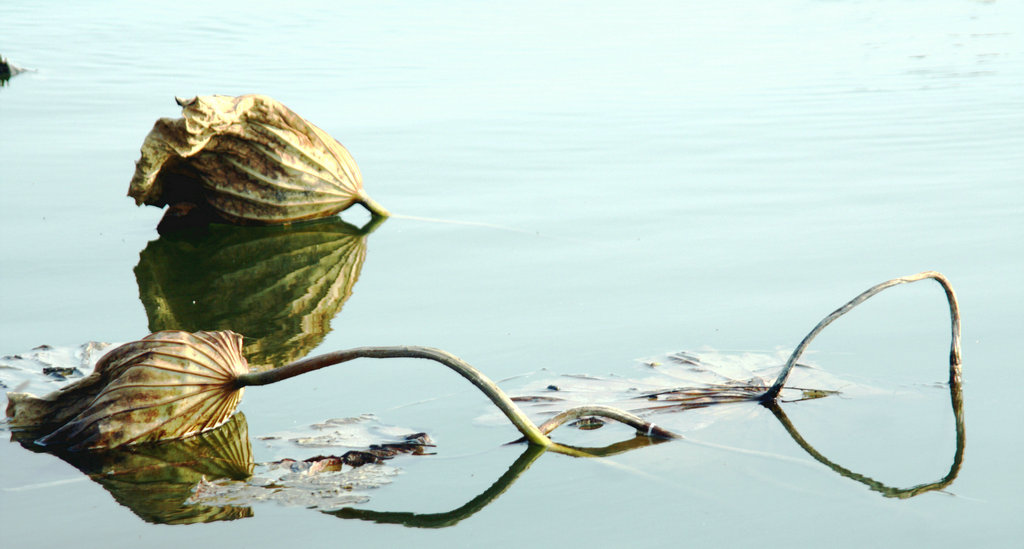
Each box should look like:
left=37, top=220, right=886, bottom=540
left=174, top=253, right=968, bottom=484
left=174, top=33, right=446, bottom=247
left=134, top=217, right=381, bottom=370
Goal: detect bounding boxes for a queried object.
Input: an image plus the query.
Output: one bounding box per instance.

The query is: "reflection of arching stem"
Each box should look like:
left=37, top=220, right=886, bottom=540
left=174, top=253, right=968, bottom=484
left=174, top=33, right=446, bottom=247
left=324, top=435, right=669, bottom=527
left=764, top=371, right=965, bottom=498
left=326, top=444, right=546, bottom=528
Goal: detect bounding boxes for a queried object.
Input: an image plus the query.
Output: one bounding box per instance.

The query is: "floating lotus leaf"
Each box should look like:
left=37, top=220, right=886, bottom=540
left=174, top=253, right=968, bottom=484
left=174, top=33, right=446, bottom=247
left=128, top=94, right=389, bottom=227
left=135, top=218, right=371, bottom=370
left=6, top=330, right=248, bottom=450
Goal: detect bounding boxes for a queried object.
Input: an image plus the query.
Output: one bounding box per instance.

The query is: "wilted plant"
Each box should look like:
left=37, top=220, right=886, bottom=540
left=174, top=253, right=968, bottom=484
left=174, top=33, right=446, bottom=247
left=7, top=331, right=247, bottom=450
left=5, top=271, right=961, bottom=459
left=128, top=94, right=389, bottom=231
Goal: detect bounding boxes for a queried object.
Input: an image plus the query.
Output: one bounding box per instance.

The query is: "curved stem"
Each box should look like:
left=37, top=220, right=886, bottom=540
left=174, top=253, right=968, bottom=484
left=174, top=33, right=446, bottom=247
left=235, top=346, right=552, bottom=447
left=356, top=191, right=391, bottom=218
left=761, top=271, right=961, bottom=402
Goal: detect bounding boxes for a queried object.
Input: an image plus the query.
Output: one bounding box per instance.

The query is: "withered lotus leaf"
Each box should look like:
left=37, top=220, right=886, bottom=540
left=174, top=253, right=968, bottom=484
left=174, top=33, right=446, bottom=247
left=128, top=94, right=389, bottom=225
left=6, top=330, right=249, bottom=450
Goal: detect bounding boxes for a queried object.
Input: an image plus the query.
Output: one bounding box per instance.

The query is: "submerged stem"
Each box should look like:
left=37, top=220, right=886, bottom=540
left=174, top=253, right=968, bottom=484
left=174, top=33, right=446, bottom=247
left=761, top=271, right=962, bottom=402
left=537, top=405, right=680, bottom=439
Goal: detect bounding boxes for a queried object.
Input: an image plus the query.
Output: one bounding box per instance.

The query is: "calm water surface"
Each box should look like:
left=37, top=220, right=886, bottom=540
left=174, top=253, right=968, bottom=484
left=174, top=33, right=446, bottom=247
left=2, top=1, right=1022, bottom=547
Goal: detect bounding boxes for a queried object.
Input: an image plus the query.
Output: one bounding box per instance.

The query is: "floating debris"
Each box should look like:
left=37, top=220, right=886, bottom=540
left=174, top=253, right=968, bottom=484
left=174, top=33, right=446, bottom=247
left=0, top=341, right=113, bottom=399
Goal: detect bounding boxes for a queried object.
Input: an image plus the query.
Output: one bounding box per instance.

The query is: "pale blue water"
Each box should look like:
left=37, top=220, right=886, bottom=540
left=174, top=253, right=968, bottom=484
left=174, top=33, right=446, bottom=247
left=2, top=1, right=1022, bottom=546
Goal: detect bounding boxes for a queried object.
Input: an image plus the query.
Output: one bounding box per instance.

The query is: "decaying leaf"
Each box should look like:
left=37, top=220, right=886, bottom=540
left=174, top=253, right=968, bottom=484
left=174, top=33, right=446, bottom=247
left=128, top=94, right=389, bottom=229
left=6, top=330, right=248, bottom=450
left=134, top=218, right=371, bottom=370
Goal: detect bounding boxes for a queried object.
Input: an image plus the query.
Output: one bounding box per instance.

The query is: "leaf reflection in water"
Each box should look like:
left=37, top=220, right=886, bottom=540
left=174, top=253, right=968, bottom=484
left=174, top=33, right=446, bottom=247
left=13, top=413, right=254, bottom=525
left=135, top=216, right=379, bottom=371
left=9, top=412, right=441, bottom=524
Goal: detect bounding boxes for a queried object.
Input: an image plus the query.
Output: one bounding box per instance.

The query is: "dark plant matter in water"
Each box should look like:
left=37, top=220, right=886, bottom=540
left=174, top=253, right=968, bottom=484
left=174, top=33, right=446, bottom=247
left=0, top=55, right=31, bottom=87
left=4, top=271, right=964, bottom=522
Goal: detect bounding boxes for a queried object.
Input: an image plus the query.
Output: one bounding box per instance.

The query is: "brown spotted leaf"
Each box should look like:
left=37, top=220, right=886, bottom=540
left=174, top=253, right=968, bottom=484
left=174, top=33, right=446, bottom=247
left=128, top=94, right=388, bottom=226
left=7, top=330, right=249, bottom=450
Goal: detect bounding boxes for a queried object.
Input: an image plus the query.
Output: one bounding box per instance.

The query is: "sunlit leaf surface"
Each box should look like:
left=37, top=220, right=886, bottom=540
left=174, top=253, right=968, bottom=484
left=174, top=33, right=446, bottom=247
left=128, top=94, right=388, bottom=227
left=6, top=331, right=248, bottom=450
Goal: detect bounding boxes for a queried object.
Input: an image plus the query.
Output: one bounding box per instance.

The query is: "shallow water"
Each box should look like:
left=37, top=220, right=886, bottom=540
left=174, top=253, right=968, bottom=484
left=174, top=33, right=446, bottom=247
left=2, top=1, right=1023, bottom=546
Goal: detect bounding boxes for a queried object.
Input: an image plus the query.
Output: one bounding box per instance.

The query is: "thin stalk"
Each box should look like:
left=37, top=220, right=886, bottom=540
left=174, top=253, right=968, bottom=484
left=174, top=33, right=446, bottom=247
left=236, top=346, right=552, bottom=447
left=236, top=346, right=682, bottom=449
left=761, top=271, right=961, bottom=402
left=356, top=191, right=391, bottom=218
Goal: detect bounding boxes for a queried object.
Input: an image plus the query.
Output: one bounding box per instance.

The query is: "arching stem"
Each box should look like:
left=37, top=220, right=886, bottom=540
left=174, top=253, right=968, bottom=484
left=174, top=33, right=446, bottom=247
left=236, top=346, right=552, bottom=447
left=761, top=271, right=961, bottom=402
left=236, top=346, right=684, bottom=448
left=356, top=191, right=391, bottom=218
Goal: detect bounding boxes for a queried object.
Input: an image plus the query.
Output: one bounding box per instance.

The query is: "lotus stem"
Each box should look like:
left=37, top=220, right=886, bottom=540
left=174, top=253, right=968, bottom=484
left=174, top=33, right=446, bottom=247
left=236, top=346, right=683, bottom=448
left=357, top=192, right=391, bottom=218
left=761, top=271, right=962, bottom=402
left=236, top=346, right=552, bottom=447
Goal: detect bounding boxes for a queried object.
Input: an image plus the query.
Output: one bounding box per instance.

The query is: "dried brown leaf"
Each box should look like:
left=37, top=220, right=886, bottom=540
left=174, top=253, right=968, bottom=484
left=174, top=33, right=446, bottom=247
left=6, top=330, right=249, bottom=450
left=128, top=94, right=388, bottom=225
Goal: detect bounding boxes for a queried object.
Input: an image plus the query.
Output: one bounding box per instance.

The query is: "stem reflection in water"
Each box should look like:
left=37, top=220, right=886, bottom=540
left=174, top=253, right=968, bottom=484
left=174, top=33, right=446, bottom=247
left=763, top=370, right=965, bottom=499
